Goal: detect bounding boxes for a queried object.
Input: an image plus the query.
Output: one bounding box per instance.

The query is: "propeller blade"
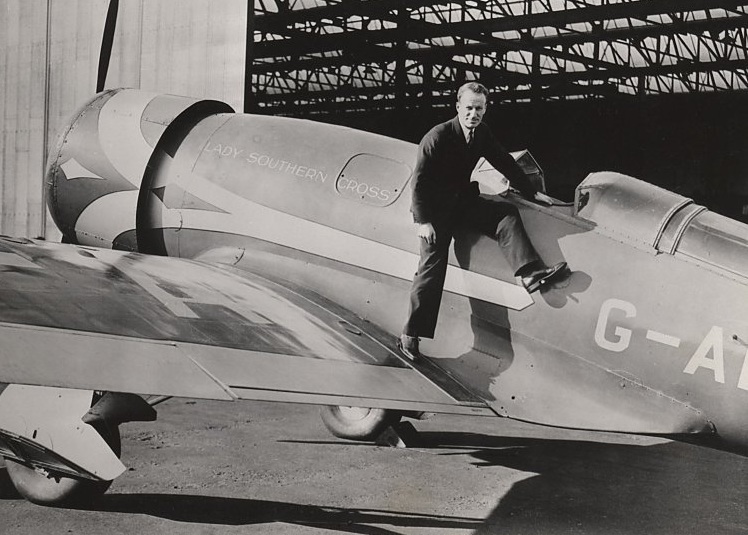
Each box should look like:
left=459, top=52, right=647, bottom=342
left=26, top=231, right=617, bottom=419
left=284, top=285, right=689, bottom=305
left=96, top=0, right=119, bottom=93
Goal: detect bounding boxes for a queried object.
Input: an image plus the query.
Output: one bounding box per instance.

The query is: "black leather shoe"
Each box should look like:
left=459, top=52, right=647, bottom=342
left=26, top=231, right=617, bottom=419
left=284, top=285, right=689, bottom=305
left=397, top=335, right=422, bottom=361
left=521, top=262, right=567, bottom=293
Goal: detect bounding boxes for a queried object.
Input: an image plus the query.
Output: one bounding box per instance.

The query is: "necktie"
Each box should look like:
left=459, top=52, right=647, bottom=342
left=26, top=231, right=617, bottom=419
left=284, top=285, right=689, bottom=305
left=467, top=128, right=474, bottom=147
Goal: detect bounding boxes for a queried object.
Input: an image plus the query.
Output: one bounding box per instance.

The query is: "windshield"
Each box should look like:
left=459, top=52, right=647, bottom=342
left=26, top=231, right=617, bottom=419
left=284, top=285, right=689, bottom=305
left=677, top=210, right=748, bottom=278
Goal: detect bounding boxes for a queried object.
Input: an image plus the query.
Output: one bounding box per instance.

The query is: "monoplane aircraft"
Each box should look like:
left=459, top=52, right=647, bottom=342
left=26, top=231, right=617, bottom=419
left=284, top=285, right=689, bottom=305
left=1, top=1, right=747, bottom=507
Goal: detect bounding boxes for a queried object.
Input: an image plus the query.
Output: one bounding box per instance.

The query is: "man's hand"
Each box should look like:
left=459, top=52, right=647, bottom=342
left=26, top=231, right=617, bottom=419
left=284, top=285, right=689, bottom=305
left=417, top=222, right=436, bottom=245
left=534, top=191, right=554, bottom=205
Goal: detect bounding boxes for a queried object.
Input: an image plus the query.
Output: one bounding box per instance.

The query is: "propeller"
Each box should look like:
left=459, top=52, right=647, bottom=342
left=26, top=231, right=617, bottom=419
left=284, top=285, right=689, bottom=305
left=96, top=0, right=119, bottom=93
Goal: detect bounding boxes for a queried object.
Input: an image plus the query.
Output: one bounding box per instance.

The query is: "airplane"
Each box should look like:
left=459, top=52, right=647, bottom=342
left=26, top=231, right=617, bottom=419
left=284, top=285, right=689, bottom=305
left=0, top=83, right=746, bottom=507
left=1, top=0, right=747, bottom=508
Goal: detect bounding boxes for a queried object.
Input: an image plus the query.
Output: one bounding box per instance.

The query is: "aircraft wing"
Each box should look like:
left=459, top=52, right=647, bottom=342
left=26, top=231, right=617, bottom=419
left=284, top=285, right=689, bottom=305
left=0, top=237, right=490, bottom=416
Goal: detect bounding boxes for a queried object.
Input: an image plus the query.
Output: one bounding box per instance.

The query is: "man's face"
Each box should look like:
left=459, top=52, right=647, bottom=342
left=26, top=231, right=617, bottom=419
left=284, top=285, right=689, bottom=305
left=456, top=90, right=487, bottom=131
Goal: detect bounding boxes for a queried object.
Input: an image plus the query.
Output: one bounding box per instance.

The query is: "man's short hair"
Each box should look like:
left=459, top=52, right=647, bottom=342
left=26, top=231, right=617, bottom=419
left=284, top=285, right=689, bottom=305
left=457, top=82, right=489, bottom=102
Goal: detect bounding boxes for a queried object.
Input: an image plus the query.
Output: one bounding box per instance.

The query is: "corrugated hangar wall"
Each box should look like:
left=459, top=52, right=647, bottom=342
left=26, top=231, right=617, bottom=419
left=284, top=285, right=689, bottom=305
left=0, top=0, right=248, bottom=240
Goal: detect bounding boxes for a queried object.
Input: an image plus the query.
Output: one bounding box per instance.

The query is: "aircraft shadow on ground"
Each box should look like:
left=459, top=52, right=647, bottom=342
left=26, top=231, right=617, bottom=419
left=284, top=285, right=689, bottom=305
left=4, top=431, right=748, bottom=533
left=416, top=431, right=748, bottom=535
left=77, top=493, right=482, bottom=534
left=0, top=459, right=478, bottom=533
left=89, top=432, right=748, bottom=534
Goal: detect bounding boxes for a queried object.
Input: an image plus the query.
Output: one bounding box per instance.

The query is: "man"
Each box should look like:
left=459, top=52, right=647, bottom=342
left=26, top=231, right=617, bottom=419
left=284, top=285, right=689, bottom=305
left=398, top=82, right=566, bottom=361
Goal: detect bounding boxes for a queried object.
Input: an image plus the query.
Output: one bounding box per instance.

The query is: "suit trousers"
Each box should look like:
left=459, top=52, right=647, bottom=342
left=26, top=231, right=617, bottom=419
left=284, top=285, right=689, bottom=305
left=403, top=195, right=539, bottom=339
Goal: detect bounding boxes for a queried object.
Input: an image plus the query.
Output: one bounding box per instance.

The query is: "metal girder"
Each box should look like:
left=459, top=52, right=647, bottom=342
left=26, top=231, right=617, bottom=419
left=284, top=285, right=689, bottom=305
left=253, top=57, right=746, bottom=105
left=256, top=2, right=623, bottom=72
left=256, top=0, right=746, bottom=28
left=252, top=16, right=748, bottom=75
left=256, top=0, right=441, bottom=26
left=530, top=12, right=748, bottom=48
left=249, top=0, right=748, bottom=109
left=544, top=57, right=748, bottom=83
left=254, top=82, right=621, bottom=117
left=253, top=79, right=619, bottom=106
left=254, top=1, right=748, bottom=58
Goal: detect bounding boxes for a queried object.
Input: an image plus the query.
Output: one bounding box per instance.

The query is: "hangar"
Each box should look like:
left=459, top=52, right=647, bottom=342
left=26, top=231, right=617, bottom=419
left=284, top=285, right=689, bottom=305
left=1, top=0, right=747, bottom=240
left=1, top=3, right=748, bottom=529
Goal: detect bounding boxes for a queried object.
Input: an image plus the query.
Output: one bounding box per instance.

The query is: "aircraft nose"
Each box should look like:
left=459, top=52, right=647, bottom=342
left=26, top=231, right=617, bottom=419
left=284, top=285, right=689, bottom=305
left=45, top=89, right=232, bottom=249
left=45, top=89, right=136, bottom=246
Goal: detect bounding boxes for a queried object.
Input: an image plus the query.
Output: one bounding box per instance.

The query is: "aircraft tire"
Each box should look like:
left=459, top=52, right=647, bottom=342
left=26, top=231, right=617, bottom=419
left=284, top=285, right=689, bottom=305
left=320, top=406, right=401, bottom=440
left=5, top=422, right=121, bottom=506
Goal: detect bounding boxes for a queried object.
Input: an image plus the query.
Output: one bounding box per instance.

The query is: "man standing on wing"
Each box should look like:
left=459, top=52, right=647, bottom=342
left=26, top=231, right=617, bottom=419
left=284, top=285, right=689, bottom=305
left=399, top=82, right=566, bottom=361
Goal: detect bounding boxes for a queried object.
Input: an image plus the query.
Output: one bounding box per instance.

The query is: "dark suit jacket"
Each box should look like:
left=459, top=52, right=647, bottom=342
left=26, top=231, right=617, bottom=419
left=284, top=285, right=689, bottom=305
left=410, top=116, right=536, bottom=224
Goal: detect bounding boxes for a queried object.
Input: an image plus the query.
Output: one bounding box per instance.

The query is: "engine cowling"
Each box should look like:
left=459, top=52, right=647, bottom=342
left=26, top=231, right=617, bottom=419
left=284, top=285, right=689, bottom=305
left=45, top=89, right=232, bottom=251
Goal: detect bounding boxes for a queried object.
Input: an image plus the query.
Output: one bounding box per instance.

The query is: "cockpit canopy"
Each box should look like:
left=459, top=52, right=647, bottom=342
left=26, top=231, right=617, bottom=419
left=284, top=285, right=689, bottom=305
left=575, top=171, right=748, bottom=279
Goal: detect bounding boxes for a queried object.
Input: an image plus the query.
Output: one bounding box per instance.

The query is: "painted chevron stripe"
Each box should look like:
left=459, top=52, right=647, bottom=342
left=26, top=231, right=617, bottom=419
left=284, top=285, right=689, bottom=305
left=166, top=169, right=533, bottom=311
left=74, top=146, right=533, bottom=310
left=98, top=90, right=160, bottom=188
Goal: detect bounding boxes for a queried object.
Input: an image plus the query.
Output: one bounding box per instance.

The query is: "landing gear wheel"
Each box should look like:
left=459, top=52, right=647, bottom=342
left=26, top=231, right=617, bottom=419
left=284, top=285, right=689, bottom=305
left=320, top=406, right=401, bottom=440
left=5, top=423, right=121, bottom=506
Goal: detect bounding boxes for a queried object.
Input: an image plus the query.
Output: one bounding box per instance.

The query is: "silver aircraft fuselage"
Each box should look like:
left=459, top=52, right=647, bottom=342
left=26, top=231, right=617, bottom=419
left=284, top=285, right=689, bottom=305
left=47, top=89, right=748, bottom=454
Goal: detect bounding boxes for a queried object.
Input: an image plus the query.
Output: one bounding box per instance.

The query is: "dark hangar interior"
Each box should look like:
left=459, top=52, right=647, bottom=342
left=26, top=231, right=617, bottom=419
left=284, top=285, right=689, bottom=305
left=248, top=0, right=748, bottom=220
